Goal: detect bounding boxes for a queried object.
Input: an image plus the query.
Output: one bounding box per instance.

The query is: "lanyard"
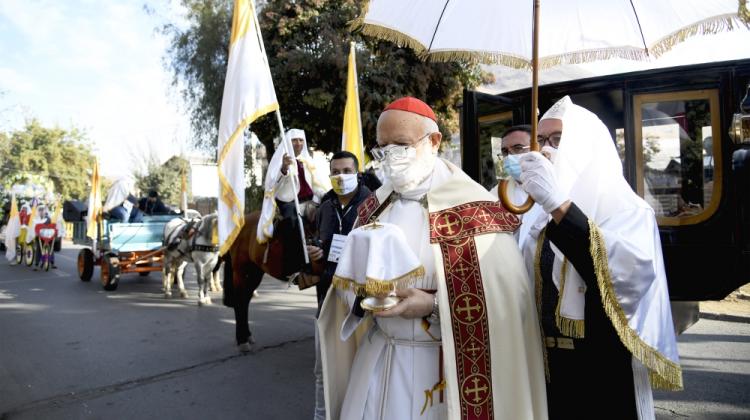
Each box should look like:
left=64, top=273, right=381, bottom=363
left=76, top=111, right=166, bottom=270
left=335, top=204, right=355, bottom=233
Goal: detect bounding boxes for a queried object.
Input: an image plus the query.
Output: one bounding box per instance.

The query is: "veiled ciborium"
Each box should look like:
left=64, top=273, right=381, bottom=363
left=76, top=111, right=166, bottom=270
left=332, top=221, right=425, bottom=313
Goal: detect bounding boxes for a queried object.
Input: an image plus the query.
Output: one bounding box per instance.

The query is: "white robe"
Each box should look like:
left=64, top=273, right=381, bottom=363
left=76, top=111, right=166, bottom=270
left=319, top=159, right=548, bottom=420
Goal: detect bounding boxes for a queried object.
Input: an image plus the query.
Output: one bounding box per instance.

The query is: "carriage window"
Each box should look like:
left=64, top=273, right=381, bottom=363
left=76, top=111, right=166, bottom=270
left=478, top=112, right=513, bottom=190
left=633, top=90, right=722, bottom=226
left=615, top=128, right=626, bottom=170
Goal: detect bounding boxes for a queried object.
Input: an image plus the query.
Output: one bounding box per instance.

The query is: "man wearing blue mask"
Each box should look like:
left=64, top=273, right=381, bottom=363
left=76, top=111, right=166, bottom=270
left=499, top=125, right=532, bottom=183
left=490, top=125, right=544, bottom=248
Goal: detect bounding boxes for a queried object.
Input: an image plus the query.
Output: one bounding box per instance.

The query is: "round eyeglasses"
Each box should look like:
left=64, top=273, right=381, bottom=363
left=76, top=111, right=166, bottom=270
left=500, top=144, right=531, bottom=157
left=370, top=133, right=431, bottom=162
left=537, top=132, right=562, bottom=149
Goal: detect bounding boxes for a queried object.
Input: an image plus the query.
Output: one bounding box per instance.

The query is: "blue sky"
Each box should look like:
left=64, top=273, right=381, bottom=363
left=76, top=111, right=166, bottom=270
left=2, top=1, right=750, bottom=180
left=0, top=0, right=189, bottom=178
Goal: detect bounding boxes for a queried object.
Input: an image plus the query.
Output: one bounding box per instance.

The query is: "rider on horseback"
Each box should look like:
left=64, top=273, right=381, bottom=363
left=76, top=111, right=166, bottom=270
left=274, top=128, right=329, bottom=222
left=257, top=128, right=331, bottom=273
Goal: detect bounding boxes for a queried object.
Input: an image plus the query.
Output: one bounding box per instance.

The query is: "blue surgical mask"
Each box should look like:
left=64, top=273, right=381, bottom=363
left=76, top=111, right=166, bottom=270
left=502, top=154, right=522, bottom=182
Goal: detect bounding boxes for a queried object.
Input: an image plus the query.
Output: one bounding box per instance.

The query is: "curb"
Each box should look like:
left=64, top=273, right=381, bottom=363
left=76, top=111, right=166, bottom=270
left=699, top=311, right=750, bottom=323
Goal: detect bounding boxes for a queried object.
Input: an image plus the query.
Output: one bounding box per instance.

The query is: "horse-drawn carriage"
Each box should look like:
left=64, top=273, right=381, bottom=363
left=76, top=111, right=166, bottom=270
left=74, top=215, right=179, bottom=290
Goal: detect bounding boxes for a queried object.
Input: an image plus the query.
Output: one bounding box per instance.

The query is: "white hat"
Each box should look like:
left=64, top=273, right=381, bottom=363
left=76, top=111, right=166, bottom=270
left=540, top=95, right=572, bottom=121
left=333, top=222, right=425, bottom=297
left=285, top=128, right=306, bottom=142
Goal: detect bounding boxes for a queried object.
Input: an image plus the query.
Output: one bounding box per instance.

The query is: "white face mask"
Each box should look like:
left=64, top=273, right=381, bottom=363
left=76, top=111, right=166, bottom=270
left=541, top=145, right=558, bottom=163
left=330, top=173, right=358, bottom=195
left=382, top=139, right=437, bottom=193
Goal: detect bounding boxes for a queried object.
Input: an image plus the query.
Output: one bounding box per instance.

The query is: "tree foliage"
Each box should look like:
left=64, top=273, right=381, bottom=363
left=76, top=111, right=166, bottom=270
left=162, top=0, right=491, bottom=154
left=0, top=119, right=95, bottom=200
left=135, top=155, right=191, bottom=206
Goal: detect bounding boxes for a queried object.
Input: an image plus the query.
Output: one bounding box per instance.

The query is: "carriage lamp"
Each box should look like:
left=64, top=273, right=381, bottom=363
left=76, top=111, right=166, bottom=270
left=730, top=83, right=750, bottom=144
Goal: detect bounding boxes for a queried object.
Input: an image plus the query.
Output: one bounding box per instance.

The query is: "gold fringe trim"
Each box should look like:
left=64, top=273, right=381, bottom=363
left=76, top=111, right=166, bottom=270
left=351, top=21, right=427, bottom=55
left=539, top=47, right=647, bottom=69
left=554, top=258, right=585, bottom=338
left=332, top=265, right=425, bottom=297
left=588, top=220, right=683, bottom=391
left=741, top=0, right=750, bottom=25
left=533, top=228, right=550, bottom=382
left=648, top=13, right=750, bottom=59
left=425, top=50, right=530, bottom=68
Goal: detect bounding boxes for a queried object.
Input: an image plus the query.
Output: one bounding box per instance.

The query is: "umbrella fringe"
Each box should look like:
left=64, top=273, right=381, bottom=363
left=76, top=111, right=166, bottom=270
left=740, top=0, right=750, bottom=25
left=649, top=13, right=750, bottom=58
left=351, top=20, right=428, bottom=54
left=540, top=47, right=648, bottom=69
left=425, top=50, right=530, bottom=69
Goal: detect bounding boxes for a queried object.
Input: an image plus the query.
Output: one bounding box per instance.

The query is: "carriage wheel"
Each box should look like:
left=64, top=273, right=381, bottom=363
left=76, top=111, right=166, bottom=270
left=77, top=248, right=94, bottom=281
left=101, top=254, right=120, bottom=291
left=23, top=243, right=34, bottom=266
left=15, top=243, right=23, bottom=265
left=41, top=244, right=51, bottom=272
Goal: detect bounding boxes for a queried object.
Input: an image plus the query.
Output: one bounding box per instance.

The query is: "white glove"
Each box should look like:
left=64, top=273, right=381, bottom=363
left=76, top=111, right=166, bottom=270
left=519, top=152, right=567, bottom=214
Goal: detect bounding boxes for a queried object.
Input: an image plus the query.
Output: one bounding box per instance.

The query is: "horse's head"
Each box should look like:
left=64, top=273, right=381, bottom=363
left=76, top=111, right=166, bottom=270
left=200, top=213, right=219, bottom=245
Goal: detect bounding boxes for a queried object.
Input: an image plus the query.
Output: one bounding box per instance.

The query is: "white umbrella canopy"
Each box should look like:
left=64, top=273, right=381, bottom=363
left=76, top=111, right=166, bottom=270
left=355, top=0, right=750, bottom=68
left=354, top=0, right=750, bottom=212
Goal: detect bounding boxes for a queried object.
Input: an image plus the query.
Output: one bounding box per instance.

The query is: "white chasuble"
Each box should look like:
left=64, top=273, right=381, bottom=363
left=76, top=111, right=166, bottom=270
left=319, top=159, right=548, bottom=420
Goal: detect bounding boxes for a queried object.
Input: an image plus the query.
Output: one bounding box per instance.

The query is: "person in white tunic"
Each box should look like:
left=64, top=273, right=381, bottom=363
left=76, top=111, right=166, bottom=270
left=516, top=96, right=683, bottom=419
left=318, top=97, right=548, bottom=420
left=256, top=128, right=330, bottom=243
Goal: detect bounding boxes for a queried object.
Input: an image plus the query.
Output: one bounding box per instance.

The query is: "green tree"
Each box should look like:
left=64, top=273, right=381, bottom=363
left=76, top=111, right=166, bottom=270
left=135, top=155, right=191, bottom=206
left=161, top=0, right=490, bottom=154
left=0, top=119, right=95, bottom=200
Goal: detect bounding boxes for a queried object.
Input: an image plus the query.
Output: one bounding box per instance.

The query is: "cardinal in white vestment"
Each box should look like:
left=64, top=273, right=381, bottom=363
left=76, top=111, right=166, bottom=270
left=318, top=97, right=548, bottom=420
left=517, top=96, right=682, bottom=420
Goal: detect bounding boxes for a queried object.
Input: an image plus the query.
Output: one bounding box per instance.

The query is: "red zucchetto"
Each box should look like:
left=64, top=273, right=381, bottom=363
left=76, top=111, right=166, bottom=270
left=383, top=97, right=436, bottom=122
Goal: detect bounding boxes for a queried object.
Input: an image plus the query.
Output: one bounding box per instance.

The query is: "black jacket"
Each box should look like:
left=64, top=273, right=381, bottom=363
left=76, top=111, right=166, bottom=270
left=138, top=197, right=171, bottom=215
left=314, top=184, right=371, bottom=311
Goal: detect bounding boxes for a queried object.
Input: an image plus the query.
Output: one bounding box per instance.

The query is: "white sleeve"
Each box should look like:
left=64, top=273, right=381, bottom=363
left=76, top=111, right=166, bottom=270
left=274, top=171, right=298, bottom=203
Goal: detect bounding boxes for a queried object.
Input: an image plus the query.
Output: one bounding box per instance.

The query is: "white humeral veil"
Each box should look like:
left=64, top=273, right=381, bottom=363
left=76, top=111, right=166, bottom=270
left=521, top=97, right=682, bottom=416
left=319, top=159, right=548, bottom=420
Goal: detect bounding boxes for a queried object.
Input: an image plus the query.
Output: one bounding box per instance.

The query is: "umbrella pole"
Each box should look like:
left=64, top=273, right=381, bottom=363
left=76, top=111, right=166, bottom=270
left=498, top=0, right=539, bottom=214
left=530, top=0, right=540, bottom=151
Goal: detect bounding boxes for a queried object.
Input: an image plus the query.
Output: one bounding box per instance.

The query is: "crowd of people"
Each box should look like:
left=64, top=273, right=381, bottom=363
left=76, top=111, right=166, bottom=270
left=251, top=96, right=682, bottom=420
left=1, top=93, right=683, bottom=420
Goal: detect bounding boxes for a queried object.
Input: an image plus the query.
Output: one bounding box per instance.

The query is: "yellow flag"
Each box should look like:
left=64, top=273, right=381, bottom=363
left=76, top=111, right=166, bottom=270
left=181, top=170, right=188, bottom=214
left=341, top=41, right=365, bottom=171
left=86, top=159, right=102, bottom=239
left=217, top=0, right=279, bottom=255
left=52, top=197, right=62, bottom=224
left=8, top=194, right=18, bottom=222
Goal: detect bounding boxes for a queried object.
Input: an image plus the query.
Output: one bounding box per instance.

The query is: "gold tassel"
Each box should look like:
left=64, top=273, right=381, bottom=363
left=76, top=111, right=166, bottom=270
left=588, top=220, right=683, bottom=391
left=554, top=258, right=585, bottom=338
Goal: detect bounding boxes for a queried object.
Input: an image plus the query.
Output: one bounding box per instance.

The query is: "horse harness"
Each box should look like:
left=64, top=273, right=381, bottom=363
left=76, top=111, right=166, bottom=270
left=166, top=217, right=219, bottom=256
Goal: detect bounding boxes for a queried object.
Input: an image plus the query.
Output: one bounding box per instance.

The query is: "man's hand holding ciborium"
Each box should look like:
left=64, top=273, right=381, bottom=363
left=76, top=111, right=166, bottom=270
left=332, top=222, right=425, bottom=314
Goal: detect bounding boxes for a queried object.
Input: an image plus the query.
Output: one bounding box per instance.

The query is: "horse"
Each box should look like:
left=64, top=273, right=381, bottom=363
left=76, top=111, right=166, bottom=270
left=162, top=213, right=222, bottom=305
left=223, top=205, right=323, bottom=348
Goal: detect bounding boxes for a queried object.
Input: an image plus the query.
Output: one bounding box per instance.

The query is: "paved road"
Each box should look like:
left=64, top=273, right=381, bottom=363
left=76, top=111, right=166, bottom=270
left=0, top=244, right=748, bottom=419
left=0, top=244, right=318, bottom=419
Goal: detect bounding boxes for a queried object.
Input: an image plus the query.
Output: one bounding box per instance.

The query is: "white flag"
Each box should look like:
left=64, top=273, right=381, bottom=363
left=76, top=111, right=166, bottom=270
left=217, top=0, right=279, bottom=255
